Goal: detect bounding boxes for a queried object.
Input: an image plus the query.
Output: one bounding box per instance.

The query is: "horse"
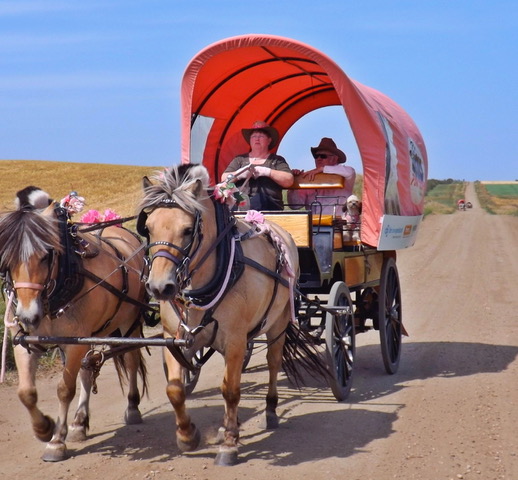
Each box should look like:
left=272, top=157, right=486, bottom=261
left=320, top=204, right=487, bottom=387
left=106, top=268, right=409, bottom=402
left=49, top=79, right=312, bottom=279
left=0, top=187, right=149, bottom=462
left=137, top=164, right=329, bottom=466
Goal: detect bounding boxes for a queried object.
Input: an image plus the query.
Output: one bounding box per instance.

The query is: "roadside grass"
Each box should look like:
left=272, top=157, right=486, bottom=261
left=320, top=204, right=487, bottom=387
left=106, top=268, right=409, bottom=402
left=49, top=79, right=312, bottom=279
left=476, top=182, right=518, bottom=216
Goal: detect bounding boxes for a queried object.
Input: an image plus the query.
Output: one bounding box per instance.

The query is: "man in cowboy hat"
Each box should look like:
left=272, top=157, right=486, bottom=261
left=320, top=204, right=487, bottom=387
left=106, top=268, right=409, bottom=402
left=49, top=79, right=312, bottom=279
left=287, top=137, right=356, bottom=215
left=222, top=121, right=293, bottom=210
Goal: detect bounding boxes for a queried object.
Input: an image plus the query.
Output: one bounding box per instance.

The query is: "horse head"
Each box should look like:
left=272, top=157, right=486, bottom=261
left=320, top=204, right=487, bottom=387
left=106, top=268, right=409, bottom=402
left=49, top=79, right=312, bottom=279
left=138, top=164, right=212, bottom=300
left=0, top=188, right=61, bottom=332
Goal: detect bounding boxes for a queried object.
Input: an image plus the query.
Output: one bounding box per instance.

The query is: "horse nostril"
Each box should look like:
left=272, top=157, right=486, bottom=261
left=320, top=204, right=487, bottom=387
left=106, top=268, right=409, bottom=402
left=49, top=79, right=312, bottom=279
left=162, top=283, right=177, bottom=298
left=146, top=281, right=177, bottom=300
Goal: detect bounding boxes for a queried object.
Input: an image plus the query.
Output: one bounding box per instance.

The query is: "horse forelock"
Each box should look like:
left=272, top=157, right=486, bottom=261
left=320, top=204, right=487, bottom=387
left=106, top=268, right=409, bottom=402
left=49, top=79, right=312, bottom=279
left=0, top=209, right=61, bottom=271
left=139, top=164, right=211, bottom=215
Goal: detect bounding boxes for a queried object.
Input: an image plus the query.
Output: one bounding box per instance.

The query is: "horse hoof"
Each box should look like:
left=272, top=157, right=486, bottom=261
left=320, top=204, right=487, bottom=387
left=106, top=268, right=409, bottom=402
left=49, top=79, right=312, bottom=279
left=215, top=446, right=239, bottom=466
left=124, top=408, right=143, bottom=425
left=34, top=415, right=55, bottom=443
left=176, top=425, right=201, bottom=452
left=41, top=443, right=69, bottom=462
left=265, top=412, right=279, bottom=429
left=67, top=426, right=88, bottom=442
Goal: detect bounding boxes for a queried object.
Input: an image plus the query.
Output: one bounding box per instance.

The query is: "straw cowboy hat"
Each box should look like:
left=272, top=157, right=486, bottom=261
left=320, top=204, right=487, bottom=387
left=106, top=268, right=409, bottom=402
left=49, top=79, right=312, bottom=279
left=310, top=137, right=347, bottom=163
left=242, top=121, right=279, bottom=150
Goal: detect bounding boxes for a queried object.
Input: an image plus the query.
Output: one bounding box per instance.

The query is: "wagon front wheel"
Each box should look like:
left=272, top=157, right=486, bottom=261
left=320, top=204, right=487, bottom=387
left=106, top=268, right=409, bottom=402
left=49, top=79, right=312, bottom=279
left=325, top=281, right=355, bottom=401
left=378, top=257, right=402, bottom=374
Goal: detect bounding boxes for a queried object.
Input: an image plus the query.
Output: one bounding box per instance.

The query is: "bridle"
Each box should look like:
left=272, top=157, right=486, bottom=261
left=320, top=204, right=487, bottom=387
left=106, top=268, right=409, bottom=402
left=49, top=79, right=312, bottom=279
left=5, top=249, right=57, bottom=323
left=138, top=199, right=204, bottom=290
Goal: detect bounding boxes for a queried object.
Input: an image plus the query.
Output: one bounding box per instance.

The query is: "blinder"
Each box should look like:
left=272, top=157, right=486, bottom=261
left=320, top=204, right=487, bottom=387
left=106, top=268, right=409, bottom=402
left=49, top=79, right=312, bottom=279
left=136, top=209, right=149, bottom=241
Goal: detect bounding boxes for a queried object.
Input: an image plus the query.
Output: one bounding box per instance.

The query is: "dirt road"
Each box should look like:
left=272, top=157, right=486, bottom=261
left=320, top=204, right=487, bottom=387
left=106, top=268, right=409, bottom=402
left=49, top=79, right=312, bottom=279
left=1, top=183, right=517, bottom=480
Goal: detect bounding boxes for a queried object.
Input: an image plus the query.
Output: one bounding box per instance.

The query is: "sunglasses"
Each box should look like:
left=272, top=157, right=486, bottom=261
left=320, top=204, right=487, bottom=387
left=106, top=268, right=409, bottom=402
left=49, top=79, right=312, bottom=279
left=314, top=154, right=334, bottom=159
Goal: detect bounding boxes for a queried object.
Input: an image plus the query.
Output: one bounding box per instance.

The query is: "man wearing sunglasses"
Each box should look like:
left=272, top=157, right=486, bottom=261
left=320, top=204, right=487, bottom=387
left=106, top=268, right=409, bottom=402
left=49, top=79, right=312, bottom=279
left=288, top=137, right=356, bottom=215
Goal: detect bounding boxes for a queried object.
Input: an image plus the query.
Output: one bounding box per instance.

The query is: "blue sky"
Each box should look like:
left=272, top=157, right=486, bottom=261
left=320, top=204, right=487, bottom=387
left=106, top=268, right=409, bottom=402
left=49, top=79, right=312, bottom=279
left=1, top=1, right=516, bottom=181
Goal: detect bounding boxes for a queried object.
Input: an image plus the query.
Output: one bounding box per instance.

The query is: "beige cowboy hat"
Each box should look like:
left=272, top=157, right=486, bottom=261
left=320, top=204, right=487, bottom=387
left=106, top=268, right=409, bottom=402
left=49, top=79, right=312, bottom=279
left=310, top=137, right=347, bottom=163
left=242, top=120, right=279, bottom=150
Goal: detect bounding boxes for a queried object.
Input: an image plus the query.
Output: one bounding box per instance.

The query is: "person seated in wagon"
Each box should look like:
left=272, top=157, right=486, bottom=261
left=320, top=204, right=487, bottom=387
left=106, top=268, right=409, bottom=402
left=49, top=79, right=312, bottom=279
left=221, top=121, right=294, bottom=211
left=287, top=137, right=356, bottom=216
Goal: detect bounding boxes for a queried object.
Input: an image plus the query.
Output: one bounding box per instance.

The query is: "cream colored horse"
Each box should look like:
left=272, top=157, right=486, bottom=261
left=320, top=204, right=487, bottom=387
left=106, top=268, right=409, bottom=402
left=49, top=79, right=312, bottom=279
left=0, top=190, right=149, bottom=462
left=138, top=164, right=323, bottom=466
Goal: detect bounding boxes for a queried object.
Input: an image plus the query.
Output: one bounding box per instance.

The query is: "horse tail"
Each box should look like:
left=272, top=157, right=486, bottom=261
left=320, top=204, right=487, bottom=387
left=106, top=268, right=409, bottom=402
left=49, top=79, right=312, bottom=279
left=112, top=346, right=149, bottom=397
left=282, top=322, right=330, bottom=388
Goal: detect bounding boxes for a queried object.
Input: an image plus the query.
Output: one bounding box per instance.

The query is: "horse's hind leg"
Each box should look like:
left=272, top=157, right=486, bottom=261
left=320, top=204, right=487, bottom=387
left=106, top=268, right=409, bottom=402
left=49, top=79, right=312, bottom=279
left=42, top=345, right=87, bottom=462
left=14, top=344, right=56, bottom=442
left=215, top=344, right=247, bottom=466
left=123, top=348, right=145, bottom=425
left=264, top=322, right=287, bottom=430
left=67, top=360, right=93, bottom=442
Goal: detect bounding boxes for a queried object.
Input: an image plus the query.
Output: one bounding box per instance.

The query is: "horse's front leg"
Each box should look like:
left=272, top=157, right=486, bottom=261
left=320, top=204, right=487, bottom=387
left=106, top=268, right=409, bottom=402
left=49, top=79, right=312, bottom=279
left=13, top=343, right=56, bottom=442
left=215, top=345, right=245, bottom=466
left=42, top=345, right=87, bottom=462
left=164, top=346, right=201, bottom=453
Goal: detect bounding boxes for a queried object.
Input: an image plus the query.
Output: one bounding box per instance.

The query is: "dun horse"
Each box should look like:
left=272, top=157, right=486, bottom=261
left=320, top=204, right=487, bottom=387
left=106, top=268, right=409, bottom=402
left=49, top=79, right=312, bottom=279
left=0, top=188, right=149, bottom=462
left=138, top=164, right=328, bottom=465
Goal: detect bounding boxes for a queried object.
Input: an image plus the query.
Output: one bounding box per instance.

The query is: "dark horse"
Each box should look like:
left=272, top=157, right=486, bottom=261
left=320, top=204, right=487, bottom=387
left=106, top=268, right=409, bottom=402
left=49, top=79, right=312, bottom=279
left=137, top=164, right=328, bottom=465
left=0, top=188, right=149, bottom=461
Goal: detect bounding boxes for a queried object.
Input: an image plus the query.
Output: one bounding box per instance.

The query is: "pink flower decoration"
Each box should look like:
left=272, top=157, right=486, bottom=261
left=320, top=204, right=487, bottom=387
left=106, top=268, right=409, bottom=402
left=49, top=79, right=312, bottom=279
left=214, top=184, right=225, bottom=202
left=244, top=210, right=265, bottom=224
left=103, top=208, right=122, bottom=227
left=80, top=209, right=103, bottom=223
left=103, top=209, right=121, bottom=221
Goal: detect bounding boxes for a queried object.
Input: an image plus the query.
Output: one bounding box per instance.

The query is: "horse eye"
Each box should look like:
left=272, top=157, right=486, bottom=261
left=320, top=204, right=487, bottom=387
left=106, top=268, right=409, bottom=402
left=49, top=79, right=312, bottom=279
left=40, top=252, right=50, bottom=263
left=183, top=227, right=193, bottom=237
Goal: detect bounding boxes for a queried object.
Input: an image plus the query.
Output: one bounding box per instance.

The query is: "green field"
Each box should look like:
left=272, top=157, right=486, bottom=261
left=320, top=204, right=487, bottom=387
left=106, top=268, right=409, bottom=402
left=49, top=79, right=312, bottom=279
left=483, top=183, right=518, bottom=197
left=476, top=182, right=518, bottom=215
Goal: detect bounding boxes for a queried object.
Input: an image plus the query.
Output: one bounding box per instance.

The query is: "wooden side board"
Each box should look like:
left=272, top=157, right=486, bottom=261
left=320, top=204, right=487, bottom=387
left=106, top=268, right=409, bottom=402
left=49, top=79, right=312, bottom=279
left=289, top=173, right=344, bottom=189
left=234, top=211, right=312, bottom=248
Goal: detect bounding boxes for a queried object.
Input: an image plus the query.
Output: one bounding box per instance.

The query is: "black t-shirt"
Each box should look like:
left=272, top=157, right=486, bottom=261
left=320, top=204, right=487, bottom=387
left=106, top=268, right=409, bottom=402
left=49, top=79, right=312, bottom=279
left=224, top=154, right=291, bottom=210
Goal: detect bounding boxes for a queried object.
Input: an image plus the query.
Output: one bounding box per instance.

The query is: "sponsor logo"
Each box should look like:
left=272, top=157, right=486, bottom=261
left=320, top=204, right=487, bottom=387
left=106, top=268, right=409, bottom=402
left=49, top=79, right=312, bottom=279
left=384, top=224, right=404, bottom=237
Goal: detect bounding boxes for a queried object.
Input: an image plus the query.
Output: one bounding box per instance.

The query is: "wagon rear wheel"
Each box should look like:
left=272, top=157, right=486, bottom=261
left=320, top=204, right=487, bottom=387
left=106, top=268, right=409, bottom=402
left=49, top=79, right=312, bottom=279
left=242, top=341, right=254, bottom=372
left=378, top=257, right=402, bottom=374
left=162, top=349, right=202, bottom=396
left=325, top=281, right=355, bottom=401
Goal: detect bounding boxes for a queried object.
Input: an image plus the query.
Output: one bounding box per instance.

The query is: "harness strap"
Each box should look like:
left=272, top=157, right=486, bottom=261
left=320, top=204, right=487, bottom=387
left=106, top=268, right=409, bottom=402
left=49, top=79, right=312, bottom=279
left=81, top=269, right=150, bottom=310
left=13, top=282, right=45, bottom=291
left=239, top=256, right=290, bottom=288
left=188, top=210, right=236, bottom=278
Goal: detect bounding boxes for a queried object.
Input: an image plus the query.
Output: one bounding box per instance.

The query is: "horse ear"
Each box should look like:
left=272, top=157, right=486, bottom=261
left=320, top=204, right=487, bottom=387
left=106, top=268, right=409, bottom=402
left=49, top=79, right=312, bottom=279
left=193, top=179, right=204, bottom=198
left=42, top=202, right=56, bottom=217
left=142, top=176, right=152, bottom=190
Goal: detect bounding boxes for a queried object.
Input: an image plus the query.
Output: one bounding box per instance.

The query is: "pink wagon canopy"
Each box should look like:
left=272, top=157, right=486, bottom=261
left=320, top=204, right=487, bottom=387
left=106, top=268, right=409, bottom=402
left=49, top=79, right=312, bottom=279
left=180, top=34, right=428, bottom=249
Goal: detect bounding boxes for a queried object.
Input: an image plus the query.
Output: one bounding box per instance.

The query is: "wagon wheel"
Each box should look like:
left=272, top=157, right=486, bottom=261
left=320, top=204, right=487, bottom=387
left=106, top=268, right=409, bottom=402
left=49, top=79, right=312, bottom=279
left=162, top=348, right=203, bottom=396
left=325, top=281, right=355, bottom=401
left=182, top=349, right=204, bottom=396
left=378, top=257, right=402, bottom=374
left=242, top=341, right=254, bottom=372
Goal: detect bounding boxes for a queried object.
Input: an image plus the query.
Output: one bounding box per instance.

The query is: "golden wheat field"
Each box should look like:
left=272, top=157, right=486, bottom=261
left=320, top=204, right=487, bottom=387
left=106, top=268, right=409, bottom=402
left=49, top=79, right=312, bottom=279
left=0, top=160, right=161, bottom=216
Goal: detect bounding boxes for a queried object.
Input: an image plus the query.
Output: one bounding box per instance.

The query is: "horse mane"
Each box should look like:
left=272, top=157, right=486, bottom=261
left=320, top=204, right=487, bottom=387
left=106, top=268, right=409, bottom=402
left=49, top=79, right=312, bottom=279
left=0, top=206, right=61, bottom=272
left=138, top=164, right=211, bottom=215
